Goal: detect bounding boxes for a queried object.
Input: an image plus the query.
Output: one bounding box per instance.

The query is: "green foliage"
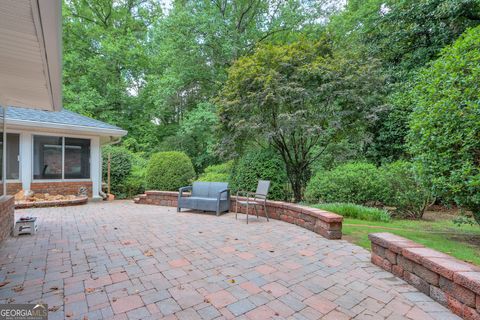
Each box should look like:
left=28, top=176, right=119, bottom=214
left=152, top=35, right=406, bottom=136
left=102, top=146, right=133, bottom=199
left=380, top=161, right=433, bottom=219
left=158, top=103, right=220, bottom=171
left=230, top=149, right=288, bottom=200
left=312, top=203, right=391, bottom=222
left=218, top=40, right=386, bottom=201
left=197, top=161, right=233, bottom=183
left=407, top=26, right=480, bottom=224
left=146, top=152, right=196, bottom=191
left=305, top=162, right=384, bottom=205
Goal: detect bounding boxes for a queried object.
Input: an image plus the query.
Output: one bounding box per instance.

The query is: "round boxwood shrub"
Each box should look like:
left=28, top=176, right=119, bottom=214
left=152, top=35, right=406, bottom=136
left=102, top=146, right=133, bottom=198
left=146, top=151, right=196, bottom=191
left=230, top=149, right=288, bottom=200
left=305, top=162, right=383, bottom=205
left=380, top=161, right=433, bottom=219
left=197, top=161, right=233, bottom=182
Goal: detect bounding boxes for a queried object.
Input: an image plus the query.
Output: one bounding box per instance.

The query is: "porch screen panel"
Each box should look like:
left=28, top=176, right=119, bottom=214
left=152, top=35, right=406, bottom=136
left=33, top=135, right=62, bottom=179
left=64, top=138, right=90, bottom=179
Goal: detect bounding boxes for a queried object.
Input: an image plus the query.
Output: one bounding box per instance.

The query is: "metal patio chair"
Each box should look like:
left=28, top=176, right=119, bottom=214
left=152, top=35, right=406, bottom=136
left=235, top=180, right=270, bottom=224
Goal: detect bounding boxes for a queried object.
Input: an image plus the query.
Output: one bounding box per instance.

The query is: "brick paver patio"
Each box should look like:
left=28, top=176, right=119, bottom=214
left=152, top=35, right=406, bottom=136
left=0, top=201, right=460, bottom=320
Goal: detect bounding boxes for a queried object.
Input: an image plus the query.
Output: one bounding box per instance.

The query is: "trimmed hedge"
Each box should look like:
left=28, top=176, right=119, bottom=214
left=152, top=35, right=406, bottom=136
left=146, top=151, right=196, bottom=191
left=305, top=162, right=383, bottom=205
left=230, top=149, right=288, bottom=200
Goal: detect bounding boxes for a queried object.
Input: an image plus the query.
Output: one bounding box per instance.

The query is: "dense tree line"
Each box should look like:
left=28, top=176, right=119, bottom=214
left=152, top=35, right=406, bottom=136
left=64, top=0, right=480, bottom=222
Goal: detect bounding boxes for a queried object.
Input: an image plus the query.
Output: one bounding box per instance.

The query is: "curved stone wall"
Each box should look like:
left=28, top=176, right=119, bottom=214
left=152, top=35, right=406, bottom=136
left=134, top=190, right=343, bottom=240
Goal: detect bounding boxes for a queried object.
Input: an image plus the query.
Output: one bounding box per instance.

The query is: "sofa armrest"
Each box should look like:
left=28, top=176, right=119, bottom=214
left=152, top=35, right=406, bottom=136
left=178, top=186, right=192, bottom=198
left=217, top=188, right=230, bottom=201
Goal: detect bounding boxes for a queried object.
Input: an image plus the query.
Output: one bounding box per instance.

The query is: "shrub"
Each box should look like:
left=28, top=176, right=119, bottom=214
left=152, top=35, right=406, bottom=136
left=102, top=146, right=133, bottom=198
left=305, top=162, right=383, bottom=205
left=380, top=161, right=432, bottom=219
left=124, top=154, right=148, bottom=198
left=230, top=149, right=288, bottom=200
left=313, top=203, right=391, bottom=222
left=197, top=161, right=233, bottom=182
left=146, top=151, right=196, bottom=191
left=407, top=26, right=480, bottom=224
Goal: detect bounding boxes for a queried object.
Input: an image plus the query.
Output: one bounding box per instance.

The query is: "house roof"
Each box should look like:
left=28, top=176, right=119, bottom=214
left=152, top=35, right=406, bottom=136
left=6, top=106, right=127, bottom=136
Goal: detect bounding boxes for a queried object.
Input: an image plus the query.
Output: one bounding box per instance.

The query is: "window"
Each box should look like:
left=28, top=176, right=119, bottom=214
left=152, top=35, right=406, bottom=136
left=64, top=138, right=90, bottom=179
left=33, top=135, right=91, bottom=180
left=0, top=133, right=20, bottom=180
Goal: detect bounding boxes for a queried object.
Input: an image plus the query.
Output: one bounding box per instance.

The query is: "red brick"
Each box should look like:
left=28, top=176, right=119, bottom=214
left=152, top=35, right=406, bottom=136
left=447, top=295, right=464, bottom=317
left=464, top=306, right=480, bottom=320
left=392, top=264, right=404, bottom=277
left=371, top=253, right=383, bottom=268
left=454, top=272, right=480, bottom=295
left=440, top=276, right=476, bottom=307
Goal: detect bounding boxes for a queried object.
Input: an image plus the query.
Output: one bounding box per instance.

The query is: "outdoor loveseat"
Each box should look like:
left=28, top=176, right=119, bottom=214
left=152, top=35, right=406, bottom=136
left=177, top=182, right=230, bottom=215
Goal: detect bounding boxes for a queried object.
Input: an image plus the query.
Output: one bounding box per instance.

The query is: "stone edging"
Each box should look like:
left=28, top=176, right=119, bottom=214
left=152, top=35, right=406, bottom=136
left=369, top=232, right=480, bottom=319
left=15, top=196, right=89, bottom=209
left=134, top=190, right=343, bottom=240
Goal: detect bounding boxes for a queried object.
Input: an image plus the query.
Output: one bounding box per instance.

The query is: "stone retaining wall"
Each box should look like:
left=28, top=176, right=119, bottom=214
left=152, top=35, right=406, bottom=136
left=0, top=196, right=14, bottom=243
left=134, top=190, right=343, bottom=240
left=369, top=232, right=480, bottom=319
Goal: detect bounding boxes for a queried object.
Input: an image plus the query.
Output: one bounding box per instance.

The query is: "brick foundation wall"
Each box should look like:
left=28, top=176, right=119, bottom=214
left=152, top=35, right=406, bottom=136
left=369, top=232, right=480, bottom=319
left=0, top=196, right=14, bottom=243
left=134, top=190, right=343, bottom=240
left=31, top=181, right=93, bottom=197
left=0, top=183, right=23, bottom=195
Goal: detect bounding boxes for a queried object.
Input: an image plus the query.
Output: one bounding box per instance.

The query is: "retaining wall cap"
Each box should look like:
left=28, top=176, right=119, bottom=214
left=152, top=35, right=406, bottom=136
left=402, top=247, right=452, bottom=264
left=453, top=272, right=480, bottom=295
left=422, top=257, right=480, bottom=281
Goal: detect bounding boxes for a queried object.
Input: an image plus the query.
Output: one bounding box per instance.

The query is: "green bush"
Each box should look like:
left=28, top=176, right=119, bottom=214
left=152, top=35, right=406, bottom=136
left=230, top=149, right=288, bottom=200
left=146, top=151, right=196, bottom=191
left=380, top=161, right=432, bottom=219
left=102, top=146, right=133, bottom=198
left=313, top=203, right=391, bottom=222
left=305, top=162, right=383, bottom=205
left=124, top=153, right=148, bottom=198
left=407, top=26, right=480, bottom=224
left=197, top=161, right=233, bottom=182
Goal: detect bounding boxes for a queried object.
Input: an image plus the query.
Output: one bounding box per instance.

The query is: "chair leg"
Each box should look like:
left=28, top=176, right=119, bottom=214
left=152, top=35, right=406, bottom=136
left=264, top=204, right=269, bottom=222
left=246, top=202, right=249, bottom=224
left=254, top=204, right=259, bottom=218
left=235, top=199, right=238, bottom=220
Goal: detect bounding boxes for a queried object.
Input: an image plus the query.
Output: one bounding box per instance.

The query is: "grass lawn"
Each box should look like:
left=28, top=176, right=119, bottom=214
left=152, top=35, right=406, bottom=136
left=343, top=217, right=480, bottom=265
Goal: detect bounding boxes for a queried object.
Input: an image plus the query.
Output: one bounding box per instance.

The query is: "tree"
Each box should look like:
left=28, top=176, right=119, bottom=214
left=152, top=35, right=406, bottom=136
left=63, top=0, right=163, bottom=148
left=218, top=40, right=386, bottom=201
left=328, top=0, right=480, bottom=163
left=407, top=26, right=480, bottom=224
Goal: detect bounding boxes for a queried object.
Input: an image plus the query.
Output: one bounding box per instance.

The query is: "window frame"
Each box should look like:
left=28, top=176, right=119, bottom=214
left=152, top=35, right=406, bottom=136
left=0, top=132, right=21, bottom=182
left=32, top=134, right=92, bottom=182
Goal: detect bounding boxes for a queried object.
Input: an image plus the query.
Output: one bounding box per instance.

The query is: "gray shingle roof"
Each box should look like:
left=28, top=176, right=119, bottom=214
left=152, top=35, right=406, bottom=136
left=6, top=106, right=125, bottom=132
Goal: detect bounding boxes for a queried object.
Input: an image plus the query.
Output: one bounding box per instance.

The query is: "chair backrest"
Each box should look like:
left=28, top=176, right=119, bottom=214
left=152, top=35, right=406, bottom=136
left=192, top=181, right=228, bottom=198
left=255, top=180, right=270, bottom=200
